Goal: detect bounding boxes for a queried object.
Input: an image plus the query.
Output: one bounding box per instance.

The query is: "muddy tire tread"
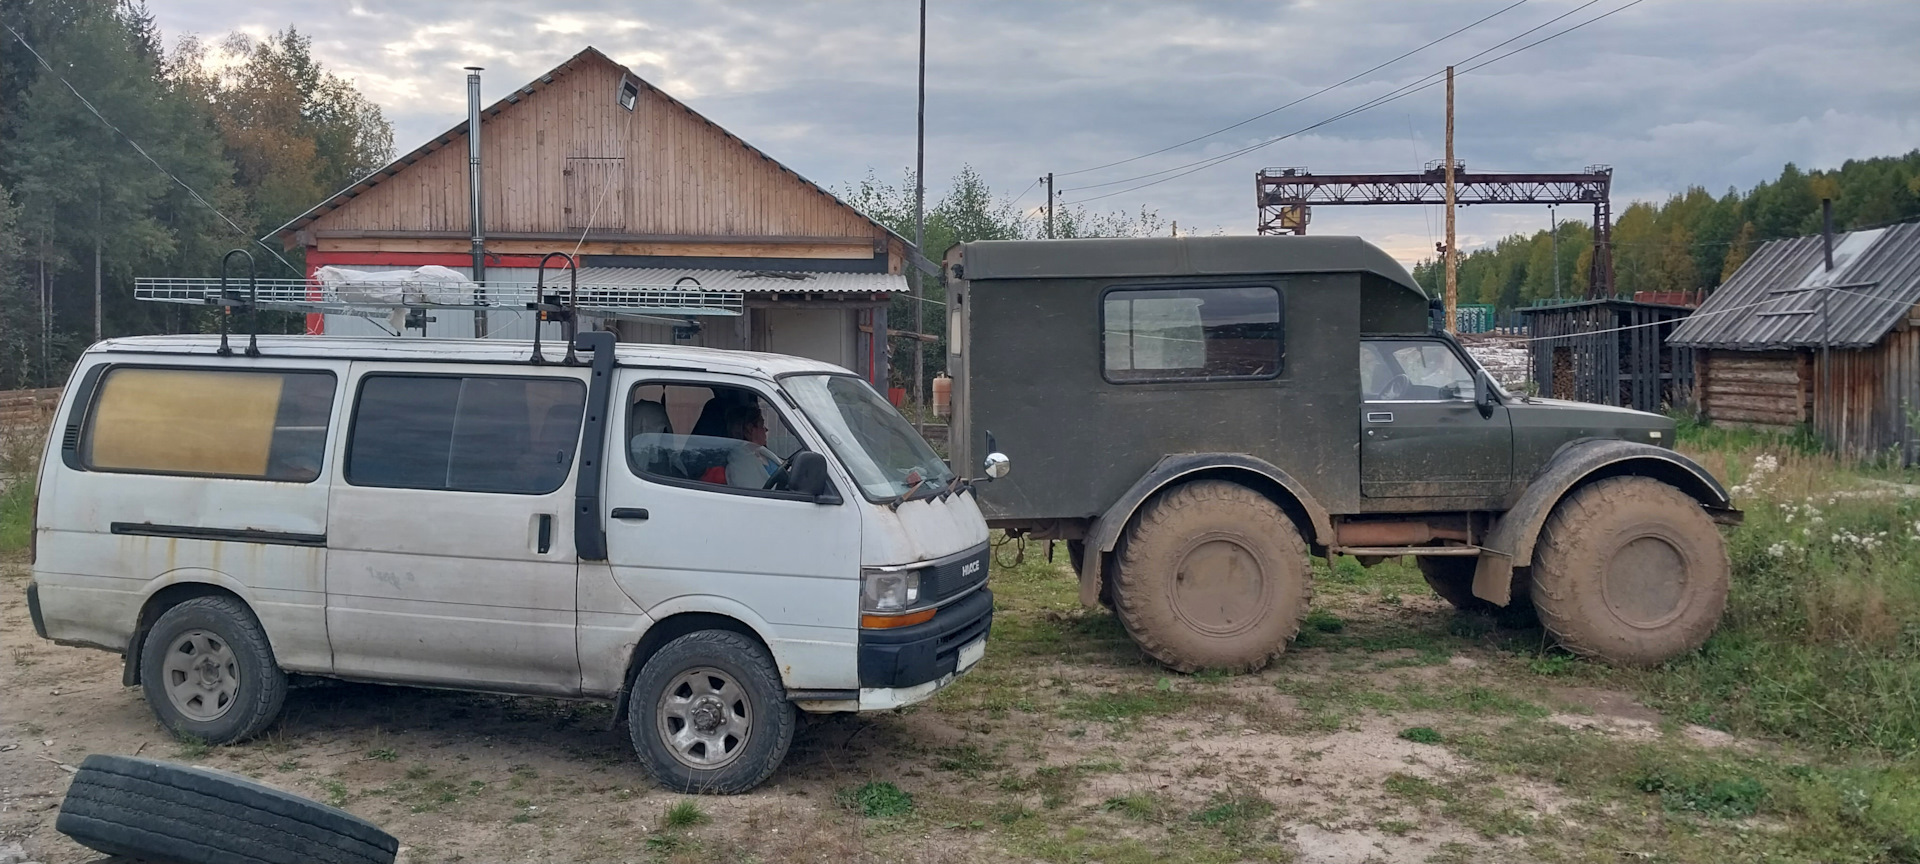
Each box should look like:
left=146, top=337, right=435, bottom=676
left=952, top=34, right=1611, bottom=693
left=1532, top=476, right=1729, bottom=666
left=1111, top=480, right=1312, bottom=673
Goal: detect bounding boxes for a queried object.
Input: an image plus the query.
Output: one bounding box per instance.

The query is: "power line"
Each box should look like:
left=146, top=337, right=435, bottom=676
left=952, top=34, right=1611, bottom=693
left=3, top=21, right=303, bottom=275
left=1060, top=0, right=1630, bottom=203
left=1055, top=0, right=1529, bottom=179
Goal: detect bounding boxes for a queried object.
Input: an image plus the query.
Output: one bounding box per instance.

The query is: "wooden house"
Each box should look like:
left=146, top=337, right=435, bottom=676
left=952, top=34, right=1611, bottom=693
left=273, top=46, right=931, bottom=386
left=1668, top=222, right=1920, bottom=462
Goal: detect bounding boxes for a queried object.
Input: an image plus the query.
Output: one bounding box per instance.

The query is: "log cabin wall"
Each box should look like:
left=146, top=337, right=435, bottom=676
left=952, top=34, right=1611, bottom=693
left=1812, top=318, right=1920, bottom=462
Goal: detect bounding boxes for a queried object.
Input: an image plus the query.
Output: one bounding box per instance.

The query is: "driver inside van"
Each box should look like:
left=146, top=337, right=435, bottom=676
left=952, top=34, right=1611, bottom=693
left=694, top=402, right=782, bottom=489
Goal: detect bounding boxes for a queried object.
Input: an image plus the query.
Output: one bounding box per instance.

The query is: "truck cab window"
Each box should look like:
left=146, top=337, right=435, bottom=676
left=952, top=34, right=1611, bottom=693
left=626, top=383, right=804, bottom=492
left=1361, top=340, right=1475, bottom=401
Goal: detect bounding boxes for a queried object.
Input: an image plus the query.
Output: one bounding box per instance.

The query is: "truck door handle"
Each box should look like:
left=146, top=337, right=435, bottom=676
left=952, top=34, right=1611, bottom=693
left=611, top=507, right=649, bottom=521
left=1367, top=412, right=1394, bottom=423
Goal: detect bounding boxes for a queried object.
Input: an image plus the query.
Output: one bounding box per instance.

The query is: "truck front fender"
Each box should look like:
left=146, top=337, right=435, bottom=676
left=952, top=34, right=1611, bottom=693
left=1473, top=439, right=1737, bottom=605
left=1078, top=454, right=1333, bottom=607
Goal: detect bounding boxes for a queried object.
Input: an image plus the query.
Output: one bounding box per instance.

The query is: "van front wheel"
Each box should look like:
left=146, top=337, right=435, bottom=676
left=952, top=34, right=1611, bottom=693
left=138, top=596, right=287, bottom=745
left=627, top=630, right=796, bottom=794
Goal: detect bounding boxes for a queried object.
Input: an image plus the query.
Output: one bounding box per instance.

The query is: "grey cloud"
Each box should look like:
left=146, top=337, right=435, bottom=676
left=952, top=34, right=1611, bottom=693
left=146, top=0, right=1920, bottom=262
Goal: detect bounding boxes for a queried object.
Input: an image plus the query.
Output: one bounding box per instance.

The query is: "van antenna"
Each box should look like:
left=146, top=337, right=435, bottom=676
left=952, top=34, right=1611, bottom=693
left=216, top=248, right=260, bottom=358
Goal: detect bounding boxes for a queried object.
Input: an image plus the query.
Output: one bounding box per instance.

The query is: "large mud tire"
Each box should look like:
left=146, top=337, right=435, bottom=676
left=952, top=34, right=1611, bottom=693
left=1418, top=557, right=1536, bottom=627
left=1532, top=476, right=1729, bottom=667
left=56, top=754, right=398, bottom=864
left=1111, top=481, right=1311, bottom=673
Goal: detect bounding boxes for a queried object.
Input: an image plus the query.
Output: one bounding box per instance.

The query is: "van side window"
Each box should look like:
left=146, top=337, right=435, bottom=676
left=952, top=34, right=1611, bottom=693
left=82, top=367, right=336, bottom=482
left=1102, top=285, right=1283, bottom=382
left=347, top=375, right=585, bottom=494
left=625, top=382, right=803, bottom=492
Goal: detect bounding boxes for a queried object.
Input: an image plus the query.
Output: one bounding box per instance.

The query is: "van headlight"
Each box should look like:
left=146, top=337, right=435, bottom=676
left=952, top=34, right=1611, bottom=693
left=861, top=568, right=923, bottom=613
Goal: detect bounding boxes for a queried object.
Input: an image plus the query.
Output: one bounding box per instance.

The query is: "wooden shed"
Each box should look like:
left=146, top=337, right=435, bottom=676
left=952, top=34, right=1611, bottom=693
left=1517, top=299, right=1696, bottom=412
left=273, top=46, right=931, bottom=386
left=1668, top=222, right=1920, bottom=462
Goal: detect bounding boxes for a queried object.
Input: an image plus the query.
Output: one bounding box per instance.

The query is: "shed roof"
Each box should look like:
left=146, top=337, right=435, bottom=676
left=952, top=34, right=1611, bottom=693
left=1667, top=222, right=1920, bottom=350
left=959, top=236, right=1424, bottom=296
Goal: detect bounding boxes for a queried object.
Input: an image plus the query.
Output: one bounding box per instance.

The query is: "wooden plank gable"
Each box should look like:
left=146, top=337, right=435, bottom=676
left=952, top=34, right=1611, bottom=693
left=305, top=49, right=887, bottom=248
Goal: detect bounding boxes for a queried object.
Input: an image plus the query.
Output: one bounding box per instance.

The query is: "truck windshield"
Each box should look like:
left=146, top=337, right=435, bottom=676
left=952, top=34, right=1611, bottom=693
left=782, top=374, right=955, bottom=500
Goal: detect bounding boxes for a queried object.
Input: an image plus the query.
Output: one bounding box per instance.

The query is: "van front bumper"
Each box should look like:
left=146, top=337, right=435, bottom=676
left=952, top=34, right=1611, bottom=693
left=857, top=588, right=992, bottom=690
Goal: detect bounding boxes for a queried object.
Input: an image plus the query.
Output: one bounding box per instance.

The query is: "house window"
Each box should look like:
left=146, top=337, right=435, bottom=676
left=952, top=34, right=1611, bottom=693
left=1102, top=285, right=1284, bottom=382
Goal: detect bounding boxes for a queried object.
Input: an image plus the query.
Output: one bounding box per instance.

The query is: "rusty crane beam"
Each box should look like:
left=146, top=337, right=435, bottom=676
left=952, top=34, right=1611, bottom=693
left=1256, top=163, right=1615, bottom=298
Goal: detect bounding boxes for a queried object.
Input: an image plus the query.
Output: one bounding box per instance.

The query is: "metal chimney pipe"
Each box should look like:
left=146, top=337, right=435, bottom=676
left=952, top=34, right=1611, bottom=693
left=1822, top=198, right=1834, bottom=272
left=466, top=67, right=488, bottom=337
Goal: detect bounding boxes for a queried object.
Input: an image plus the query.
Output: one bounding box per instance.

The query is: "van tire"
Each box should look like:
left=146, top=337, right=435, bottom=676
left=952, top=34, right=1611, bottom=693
left=139, top=596, right=287, bottom=745
left=627, top=630, right=796, bottom=795
left=1417, top=558, right=1536, bottom=626
left=1111, top=481, right=1311, bottom=673
left=56, top=753, right=397, bottom=864
left=1532, top=476, right=1729, bottom=667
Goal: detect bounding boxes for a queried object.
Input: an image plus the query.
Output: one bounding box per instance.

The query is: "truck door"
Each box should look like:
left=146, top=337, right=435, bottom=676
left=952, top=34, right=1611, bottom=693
left=599, top=372, right=862, bottom=691
left=325, top=365, right=586, bottom=695
left=1359, top=339, right=1512, bottom=499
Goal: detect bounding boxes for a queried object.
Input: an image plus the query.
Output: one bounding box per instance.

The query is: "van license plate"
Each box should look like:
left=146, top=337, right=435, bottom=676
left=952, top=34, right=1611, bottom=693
left=957, top=637, right=986, bottom=672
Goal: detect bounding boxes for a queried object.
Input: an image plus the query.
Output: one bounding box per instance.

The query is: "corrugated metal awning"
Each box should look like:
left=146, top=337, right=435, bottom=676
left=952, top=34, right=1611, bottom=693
left=1669, top=222, right=1920, bottom=350
left=484, top=266, right=906, bottom=295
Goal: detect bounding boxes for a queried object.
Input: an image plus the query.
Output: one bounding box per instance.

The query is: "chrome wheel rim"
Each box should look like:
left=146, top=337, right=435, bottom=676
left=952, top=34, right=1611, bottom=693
left=655, top=666, right=752, bottom=770
left=162, top=629, right=240, bottom=722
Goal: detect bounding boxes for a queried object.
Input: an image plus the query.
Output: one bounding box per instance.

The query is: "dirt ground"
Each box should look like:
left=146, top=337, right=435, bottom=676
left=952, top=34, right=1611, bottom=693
left=0, top=553, right=1772, bottom=864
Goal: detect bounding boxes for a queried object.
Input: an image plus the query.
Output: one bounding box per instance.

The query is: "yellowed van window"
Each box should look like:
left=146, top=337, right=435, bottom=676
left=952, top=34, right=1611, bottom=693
left=85, top=368, right=337, bottom=481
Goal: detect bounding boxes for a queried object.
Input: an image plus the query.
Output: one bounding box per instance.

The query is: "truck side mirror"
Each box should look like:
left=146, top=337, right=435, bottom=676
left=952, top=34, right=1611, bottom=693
left=983, top=451, right=1011, bottom=480
left=1473, top=370, right=1495, bottom=417
left=789, top=451, right=840, bottom=503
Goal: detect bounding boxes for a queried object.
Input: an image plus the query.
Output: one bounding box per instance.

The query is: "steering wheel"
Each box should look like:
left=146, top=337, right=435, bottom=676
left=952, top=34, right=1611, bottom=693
left=764, top=450, right=801, bottom=490
left=1380, top=373, right=1413, bottom=400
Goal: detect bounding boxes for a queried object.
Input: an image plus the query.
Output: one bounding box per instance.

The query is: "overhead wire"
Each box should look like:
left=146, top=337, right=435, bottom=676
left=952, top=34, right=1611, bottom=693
left=3, top=21, right=304, bottom=275
left=1054, top=0, right=1530, bottom=179
left=1059, top=0, right=1635, bottom=204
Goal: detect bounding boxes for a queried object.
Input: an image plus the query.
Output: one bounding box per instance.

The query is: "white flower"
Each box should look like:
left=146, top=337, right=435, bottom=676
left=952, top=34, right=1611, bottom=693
left=1810, top=516, right=1825, bottom=526
left=1767, top=542, right=1790, bottom=558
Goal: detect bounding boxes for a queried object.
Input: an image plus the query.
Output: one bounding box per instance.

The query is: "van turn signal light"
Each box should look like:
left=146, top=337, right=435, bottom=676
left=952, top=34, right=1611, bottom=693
left=860, top=608, right=936, bottom=629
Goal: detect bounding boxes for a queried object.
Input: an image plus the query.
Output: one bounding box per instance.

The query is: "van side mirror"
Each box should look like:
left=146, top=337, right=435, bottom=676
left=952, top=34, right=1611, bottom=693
left=789, top=450, right=839, bottom=503
left=1473, top=370, right=1495, bottom=417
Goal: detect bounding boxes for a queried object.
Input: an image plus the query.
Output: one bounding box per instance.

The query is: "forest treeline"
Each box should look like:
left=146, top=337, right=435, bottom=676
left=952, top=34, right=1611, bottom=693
left=1412, top=150, right=1920, bottom=309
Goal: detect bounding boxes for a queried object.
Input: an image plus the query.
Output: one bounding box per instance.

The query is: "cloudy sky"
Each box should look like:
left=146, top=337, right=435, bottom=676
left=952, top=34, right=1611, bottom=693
left=147, top=1, right=1919, bottom=263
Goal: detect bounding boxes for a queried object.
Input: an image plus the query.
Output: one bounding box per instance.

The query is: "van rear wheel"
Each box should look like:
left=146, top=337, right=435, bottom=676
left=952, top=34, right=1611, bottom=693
left=1532, top=477, right=1729, bottom=667
left=139, top=596, right=288, bottom=745
left=1111, top=481, right=1311, bottom=673
left=627, top=630, right=796, bottom=795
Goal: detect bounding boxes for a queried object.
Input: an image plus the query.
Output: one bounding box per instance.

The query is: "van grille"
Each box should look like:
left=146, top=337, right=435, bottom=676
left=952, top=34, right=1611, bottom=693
left=919, top=541, right=990, bottom=606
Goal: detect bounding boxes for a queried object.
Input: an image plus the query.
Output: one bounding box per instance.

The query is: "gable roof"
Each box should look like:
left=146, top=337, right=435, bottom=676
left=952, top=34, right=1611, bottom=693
left=271, top=46, right=932, bottom=273
left=1668, top=222, right=1920, bottom=350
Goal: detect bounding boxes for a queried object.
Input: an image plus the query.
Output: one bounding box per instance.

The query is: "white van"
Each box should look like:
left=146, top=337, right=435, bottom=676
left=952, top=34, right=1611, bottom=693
left=25, top=332, right=1003, bottom=793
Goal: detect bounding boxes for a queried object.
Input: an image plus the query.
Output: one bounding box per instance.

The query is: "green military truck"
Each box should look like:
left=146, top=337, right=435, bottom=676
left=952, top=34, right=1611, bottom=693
left=946, top=236, right=1738, bottom=672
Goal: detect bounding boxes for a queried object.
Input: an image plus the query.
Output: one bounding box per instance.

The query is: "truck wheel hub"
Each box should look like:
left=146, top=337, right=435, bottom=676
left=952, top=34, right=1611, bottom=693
left=1172, top=536, right=1267, bottom=635
left=1604, top=533, right=1688, bottom=627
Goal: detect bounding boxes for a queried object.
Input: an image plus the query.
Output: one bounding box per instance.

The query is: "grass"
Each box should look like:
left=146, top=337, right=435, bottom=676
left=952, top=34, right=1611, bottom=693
left=661, top=800, right=707, bottom=829
left=1399, top=726, right=1444, bottom=745
left=0, top=475, right=30, bottom=554
left=840, top=781, right=914, bottom=819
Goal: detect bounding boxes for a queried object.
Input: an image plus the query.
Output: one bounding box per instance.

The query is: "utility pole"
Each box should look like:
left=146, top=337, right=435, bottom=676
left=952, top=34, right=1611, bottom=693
left=912, top=0, right=927, bottom=432
left=1550, top=205, right=1560, bottom=299
left=1443, top=66, right=1457, bottom=334
left=1043, top=173, right=1054, bottom=239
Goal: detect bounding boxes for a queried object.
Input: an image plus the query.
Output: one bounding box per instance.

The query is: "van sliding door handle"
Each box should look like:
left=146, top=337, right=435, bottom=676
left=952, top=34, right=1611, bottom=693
left=611, top=508, right=650, bottom=521
left=536, top=514, right=552, bottom=554
left=1367, top=412, right=1394, bottom=423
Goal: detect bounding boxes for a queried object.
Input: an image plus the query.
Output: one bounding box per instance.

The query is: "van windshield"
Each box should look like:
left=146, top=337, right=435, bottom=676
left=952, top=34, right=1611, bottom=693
left=782, top=374, right=955, bottom=500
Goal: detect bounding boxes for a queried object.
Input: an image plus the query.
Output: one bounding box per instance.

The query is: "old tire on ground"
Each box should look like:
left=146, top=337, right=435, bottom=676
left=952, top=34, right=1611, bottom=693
left=1110, top=480, right=1311, bottom=673
left=139, top=595, right=288, bottom=745
left=1531, top=476, right=1729, bottom=667
left=56, top=753, right=398, bottom=864
left=627, top=630, right=797, bottom=795
left=1418, top=557, right=1536, bottom=626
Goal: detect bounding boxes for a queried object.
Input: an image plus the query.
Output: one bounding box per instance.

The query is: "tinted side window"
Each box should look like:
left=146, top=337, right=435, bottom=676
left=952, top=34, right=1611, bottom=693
left=83, top=367, right=336, bottom=482
left=1103, top=285, right=1283, bottom=382
left=348, top=375, right=585, bottom=494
